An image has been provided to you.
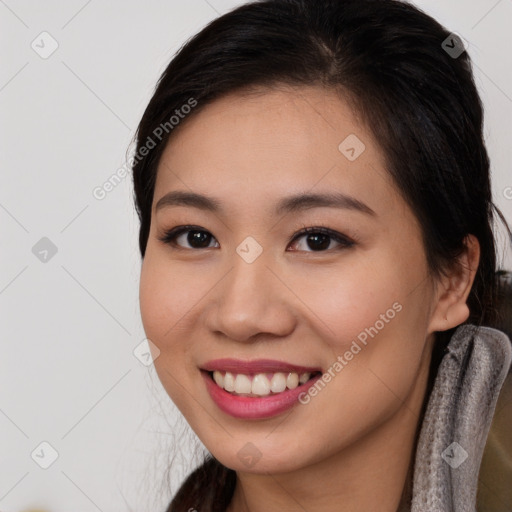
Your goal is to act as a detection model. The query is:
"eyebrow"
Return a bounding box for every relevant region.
[155,190,376,216]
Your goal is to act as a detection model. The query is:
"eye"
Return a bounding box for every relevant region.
[287,225,355,252]
[157,225,219,249]
[157,224,355,252]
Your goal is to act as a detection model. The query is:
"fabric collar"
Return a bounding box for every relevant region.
[411,324,512,511]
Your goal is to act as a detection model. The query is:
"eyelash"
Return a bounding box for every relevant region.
[157,224,356,252]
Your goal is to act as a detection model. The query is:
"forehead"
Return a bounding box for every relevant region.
[153,86,404,220]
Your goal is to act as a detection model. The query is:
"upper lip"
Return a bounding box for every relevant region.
[201,358,322,374]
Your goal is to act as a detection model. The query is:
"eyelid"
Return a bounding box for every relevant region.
[157,224,219,249]
[157,223,357,251]
[289,224,355,250]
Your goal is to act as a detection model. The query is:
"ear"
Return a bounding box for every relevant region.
[427,234,481,333]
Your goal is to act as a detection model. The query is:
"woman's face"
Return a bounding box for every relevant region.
[139,86,442,474]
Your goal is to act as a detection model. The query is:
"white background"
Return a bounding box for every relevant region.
[1,1,511,511]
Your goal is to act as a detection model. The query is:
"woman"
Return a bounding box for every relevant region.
[131,0,512,510]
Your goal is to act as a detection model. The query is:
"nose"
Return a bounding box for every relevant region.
[206,248,297,343]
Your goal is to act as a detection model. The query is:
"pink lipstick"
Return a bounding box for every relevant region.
[201,359,323,419]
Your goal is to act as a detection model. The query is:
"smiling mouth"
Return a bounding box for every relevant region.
[206,370,322,397]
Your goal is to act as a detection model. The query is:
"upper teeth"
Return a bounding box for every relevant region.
[212,371,312,396]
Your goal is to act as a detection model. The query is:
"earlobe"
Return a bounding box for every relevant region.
[427,234,480,333]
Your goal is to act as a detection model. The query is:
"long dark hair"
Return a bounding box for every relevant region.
[130,0,512,509]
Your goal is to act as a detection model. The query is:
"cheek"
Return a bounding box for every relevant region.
[139,252,199,342]
[293,248,430,393]
[139,256,207,417]
[291,250,421,347]
[138,254,202,384]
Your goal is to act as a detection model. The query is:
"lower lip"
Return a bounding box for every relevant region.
[201,370,322,419]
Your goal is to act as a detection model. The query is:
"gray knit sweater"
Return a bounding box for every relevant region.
[411,324,512,511]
